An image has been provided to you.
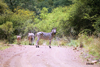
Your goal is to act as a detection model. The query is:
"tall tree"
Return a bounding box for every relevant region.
[62,0,100,35]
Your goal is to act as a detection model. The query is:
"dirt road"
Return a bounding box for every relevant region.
[0,45,99,67]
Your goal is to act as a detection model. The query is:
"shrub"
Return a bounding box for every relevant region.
[78,34,100,58]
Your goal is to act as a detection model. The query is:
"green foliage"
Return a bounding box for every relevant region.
[93,17,100,33]
[61,0,100,36]
[0,5,36,42]
[53,0,72,7]
[1,0,73,42]
[0,0,8,14]
[0,46,9,50]
[68,3,91,34]
[67,40,79,47]
[0,40,10,50]
[4,0,72,13]
[40,7,48,20]
[1,0,100,46]
[4,0,20,12]
[79,29,92,35]
[0,21,14,42]
[11,8,35,35]
[0,21,13,34]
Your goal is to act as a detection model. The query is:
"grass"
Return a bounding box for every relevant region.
[0,40,10,50]
[87,38,100,58]
[67,40,79,47]
[77,34,100,59]
[66,34,100,59]
[0,46,9,50]
[13,36,69,47]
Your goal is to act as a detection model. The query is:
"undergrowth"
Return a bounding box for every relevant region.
[79,34,100,58]
[67,34,100,59]
[0,40,9,50]
[13,36,69,46]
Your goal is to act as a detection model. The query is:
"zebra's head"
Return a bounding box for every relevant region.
[51,28,57,35]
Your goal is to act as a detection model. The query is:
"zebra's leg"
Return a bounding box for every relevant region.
[29,40,31,45]
[19,38,21,45]
[29,37,31,45]
[17,38,19,44]
[31,40,34,45]
[36,38,39,48]
[49,40,51,48]
[17,38,20,45]
[31,37,34,45]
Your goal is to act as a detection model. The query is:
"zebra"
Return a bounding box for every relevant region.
[36,28,57,48]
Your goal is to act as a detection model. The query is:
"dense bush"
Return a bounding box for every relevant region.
[0,1,35,42]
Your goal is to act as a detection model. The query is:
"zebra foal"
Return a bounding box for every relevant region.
[28,33,35,45]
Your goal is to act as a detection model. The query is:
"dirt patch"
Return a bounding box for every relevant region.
[0,45,99,67]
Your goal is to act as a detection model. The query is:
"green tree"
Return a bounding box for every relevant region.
[62,0,100,35]
[0,0,8,14]
[4,0,20,12]
[0,21,13,42]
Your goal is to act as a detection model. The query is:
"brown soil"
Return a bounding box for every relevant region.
[0,45,99,67]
